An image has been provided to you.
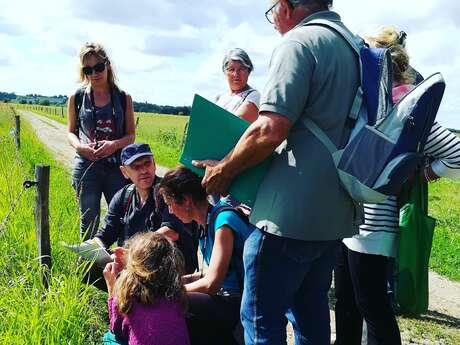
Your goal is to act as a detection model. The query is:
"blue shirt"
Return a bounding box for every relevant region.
[199,202,254,294]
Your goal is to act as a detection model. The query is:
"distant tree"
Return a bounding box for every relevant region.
[19,99,27,104]
[39,99,50,106]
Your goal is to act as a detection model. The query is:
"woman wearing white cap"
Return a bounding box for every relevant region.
[215,48,260,123]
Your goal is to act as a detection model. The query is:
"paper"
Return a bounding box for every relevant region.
[180,94,272,206]
[61,239,113,266]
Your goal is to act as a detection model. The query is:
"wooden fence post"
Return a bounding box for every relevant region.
[61,106,64,118]
[34,165,52,288]
[135,116,140,128]
[14,114,20,149]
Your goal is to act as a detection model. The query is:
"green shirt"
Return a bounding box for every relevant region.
[250,11,360,240]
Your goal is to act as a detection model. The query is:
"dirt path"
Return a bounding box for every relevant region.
[19,110,168,176]
[20,110,460,342]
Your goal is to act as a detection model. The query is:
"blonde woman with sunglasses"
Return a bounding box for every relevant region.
[67,42,135,239]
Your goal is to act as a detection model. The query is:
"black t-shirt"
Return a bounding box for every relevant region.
[95,177,198,273]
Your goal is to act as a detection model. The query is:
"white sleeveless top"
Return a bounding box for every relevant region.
[214,87,260,114]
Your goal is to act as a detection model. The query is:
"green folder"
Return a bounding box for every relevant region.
[180,94,272,206]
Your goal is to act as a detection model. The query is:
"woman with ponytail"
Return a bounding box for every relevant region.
[102,232,190,345]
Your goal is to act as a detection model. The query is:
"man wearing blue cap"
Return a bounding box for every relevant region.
[93,143,198,275]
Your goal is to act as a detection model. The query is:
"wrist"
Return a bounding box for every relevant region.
[76,143,85,152]
[107,285,114,297]
[219,160,237,181]
[111,139,121,151]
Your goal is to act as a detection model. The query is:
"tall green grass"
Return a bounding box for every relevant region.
[0,105,107,344]
[135,112,188,168]
[429,179,460,281]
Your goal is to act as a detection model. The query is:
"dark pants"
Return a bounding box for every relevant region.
[241,228,339,345]
[186,292,241,345]
[72,159,127,240]
[81,260,108,292]
[334,243,401,345]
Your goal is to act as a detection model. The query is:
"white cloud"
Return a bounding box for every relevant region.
[0,0,458,128]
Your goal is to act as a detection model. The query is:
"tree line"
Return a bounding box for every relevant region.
[0,92,191,116]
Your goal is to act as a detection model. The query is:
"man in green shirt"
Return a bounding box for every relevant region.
[194,0,360,343]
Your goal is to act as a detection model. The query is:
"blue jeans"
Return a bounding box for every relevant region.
[241,228,339,345]
[72,159,127,239]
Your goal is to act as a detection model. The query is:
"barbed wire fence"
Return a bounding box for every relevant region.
[0,106,37,235]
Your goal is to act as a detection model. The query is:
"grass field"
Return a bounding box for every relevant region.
[135,112,188,168]
[0,105,107,343]
[2,103,459,343]
[429,179,460,281]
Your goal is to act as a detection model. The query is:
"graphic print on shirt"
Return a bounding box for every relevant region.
[95,119,116,141]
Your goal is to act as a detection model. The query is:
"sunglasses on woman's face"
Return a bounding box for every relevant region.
[82,62,106,75]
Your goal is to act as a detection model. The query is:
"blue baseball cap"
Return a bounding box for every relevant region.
[121,143,154,166]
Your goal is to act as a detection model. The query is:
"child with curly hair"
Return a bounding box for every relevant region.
[102,232,190,345]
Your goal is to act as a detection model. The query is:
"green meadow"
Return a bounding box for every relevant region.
[0,105,107,343]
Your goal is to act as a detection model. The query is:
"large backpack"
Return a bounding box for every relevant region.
[303,19,445,204]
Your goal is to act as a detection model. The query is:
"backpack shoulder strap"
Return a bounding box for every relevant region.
[74,87,86,123]
[209,205,250,230]
[122,183,136,214]
[306,19,362,55]
[120,90,127,113]
[302,19,366,148]
[306,19,365,121]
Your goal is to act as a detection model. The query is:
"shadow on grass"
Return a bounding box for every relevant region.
[401,310,460,328]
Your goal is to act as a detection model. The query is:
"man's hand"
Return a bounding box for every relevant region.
[192,159,234,195]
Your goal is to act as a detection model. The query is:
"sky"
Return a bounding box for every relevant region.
[0,0,459,128]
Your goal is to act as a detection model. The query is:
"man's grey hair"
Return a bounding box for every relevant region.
[289,0,332,9]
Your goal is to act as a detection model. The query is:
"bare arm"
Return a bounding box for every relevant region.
[234,101,259,123]
[67,94,80,149]
[67,94,98,161]
[195,112,292,194]
[184,226,234,294]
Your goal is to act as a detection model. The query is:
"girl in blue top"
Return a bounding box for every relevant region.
[158,166,254,345]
